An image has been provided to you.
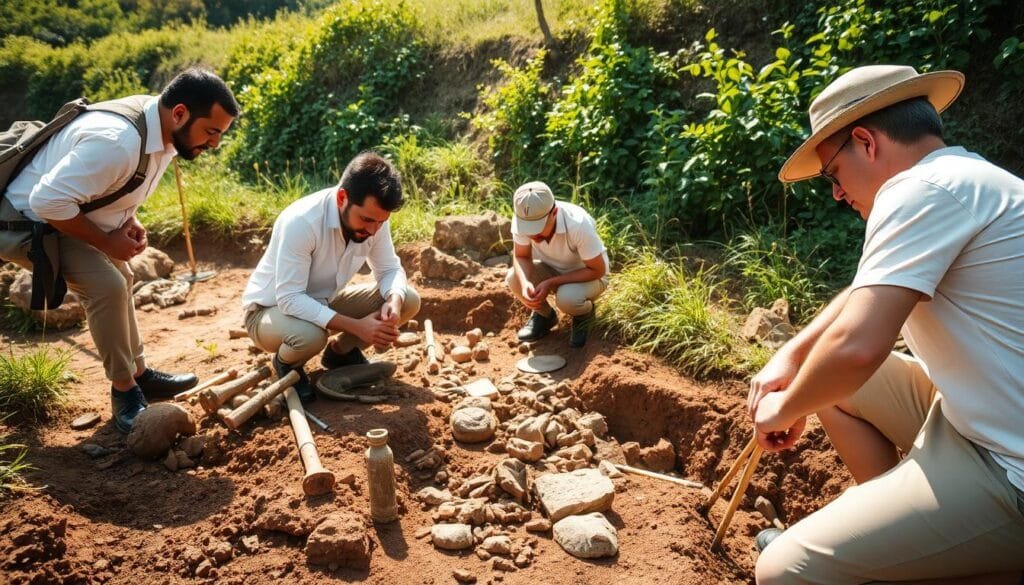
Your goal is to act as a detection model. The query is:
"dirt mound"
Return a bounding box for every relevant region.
[0,264,851,584]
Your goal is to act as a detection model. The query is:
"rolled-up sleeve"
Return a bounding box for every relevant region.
[274,218,337,329]
[29,131,136,223]
[367,221,407,301]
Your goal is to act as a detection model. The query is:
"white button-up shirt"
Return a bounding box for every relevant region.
[241,187,408,329]
[5,96,176,233]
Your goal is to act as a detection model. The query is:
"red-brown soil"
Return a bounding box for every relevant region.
[0,252,851,585]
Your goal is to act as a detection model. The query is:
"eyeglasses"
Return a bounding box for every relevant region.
[819,133,852,188]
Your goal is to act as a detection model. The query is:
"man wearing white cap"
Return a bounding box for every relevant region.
[506,181,609,348]
[749,65,1024,583]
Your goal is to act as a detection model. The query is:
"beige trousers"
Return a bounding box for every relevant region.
[756,352,1024,584]
[0,233,144,382]
[245,282,421,365]
[504,261,607,317]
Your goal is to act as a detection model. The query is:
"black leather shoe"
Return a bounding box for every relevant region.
[320,344,369,370]
[756,527,784,552]
[273,354,317,403]
[517,310,557,342]
[111,386,147,434]
[135,368,198,400]
[569,308,595,348]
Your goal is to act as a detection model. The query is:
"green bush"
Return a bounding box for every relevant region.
[0,0,125,46]
[230,0,425,175]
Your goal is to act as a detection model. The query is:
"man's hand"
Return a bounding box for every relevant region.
[350,312,400,347]
[747,348,801,420]
[522,282,546,311]
[104,224,144,261]
[753,391,806,452]
[124,216,148,255]
[379,294,403,326]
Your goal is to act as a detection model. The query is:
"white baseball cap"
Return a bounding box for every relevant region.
[512,181,556,236]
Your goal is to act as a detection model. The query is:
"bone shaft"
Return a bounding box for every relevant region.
[174,368,237,402]
[224,370,299,429]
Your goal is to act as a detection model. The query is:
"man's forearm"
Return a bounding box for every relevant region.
[47,214,110,250]
[547,267,602,287]
[777,287,852,364]
[327,312,357,334]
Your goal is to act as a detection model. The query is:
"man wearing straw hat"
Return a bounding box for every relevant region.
[748,65,1024,583]
[0,68,238,434]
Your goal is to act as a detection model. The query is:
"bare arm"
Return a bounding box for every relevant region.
[48,214,140,261]
[752,285,921,450]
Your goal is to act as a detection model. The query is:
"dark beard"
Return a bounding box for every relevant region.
[340,203,371,243]
[171,118,207,161]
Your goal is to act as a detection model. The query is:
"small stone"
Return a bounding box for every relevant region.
[465,328,483,347]
[453,568,477,583]
[71,412,101,430]
[451,346,472,363]
[395,332,421,347]
[517,342,530,354]
[471,342,489,362]
[525,518,551,533]
[81,443,113,459]
[407,319,419,331]
[431,524,474,550]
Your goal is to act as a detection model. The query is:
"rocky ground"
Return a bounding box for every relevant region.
[0,216,852,585]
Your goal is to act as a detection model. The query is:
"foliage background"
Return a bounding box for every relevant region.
[2,0,1022,376]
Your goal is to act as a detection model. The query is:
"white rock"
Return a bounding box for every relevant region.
[553,513,618,558]
[574,412,608,438]
[506,437,544,462]
[480,535,512,555]
[533,469,615,522]
[431,524,474,550]
[450,407,496,443]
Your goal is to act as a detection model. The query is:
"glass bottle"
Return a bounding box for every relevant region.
[365,428,398,523]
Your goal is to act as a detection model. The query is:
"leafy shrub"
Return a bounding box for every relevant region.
[230,0,425,175]
[0,0,125,46]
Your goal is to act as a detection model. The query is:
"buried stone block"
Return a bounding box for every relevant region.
[533,468,615,522]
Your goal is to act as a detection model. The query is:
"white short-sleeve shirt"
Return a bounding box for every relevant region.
[851,146,1024,490]
[511,201,609,273]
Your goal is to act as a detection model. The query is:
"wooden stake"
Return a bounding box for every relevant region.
[223,370,299,430]
[711,442,763,550]
[284,387,335,496]
[173,158,197,277]
[173,368,237,402]
[701,436,757,513]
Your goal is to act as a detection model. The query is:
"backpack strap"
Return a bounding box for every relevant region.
[79,95,152,213]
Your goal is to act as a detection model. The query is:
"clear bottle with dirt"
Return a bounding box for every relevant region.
[365,428,398,523]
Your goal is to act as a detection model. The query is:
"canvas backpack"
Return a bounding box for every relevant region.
[0,95,152,310]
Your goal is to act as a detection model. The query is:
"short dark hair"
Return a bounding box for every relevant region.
[160,68,240,119]
[847,96,944,144]
[340,152,404,211]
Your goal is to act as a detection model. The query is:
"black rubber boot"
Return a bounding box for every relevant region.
[273,353,316,403]
[110,385,147,433]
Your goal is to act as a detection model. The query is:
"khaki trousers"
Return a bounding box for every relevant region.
[756,352,1024,584]
[245,282,421,366]
[504,261,607,317]
[0,232,143,382]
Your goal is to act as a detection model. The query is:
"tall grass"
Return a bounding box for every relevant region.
[0,347,72,422]
[405,0,593,46]
[722,226,829,324]
[0,430,32,497]
[599,249,739,378]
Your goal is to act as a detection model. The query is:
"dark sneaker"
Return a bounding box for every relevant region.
[111,386,147,434]
[320,344,369,370]
[756,527,784,553]
[517,310,557,342]
[135,368,198,400]
[273,354,316,403]
[569,308,595,348]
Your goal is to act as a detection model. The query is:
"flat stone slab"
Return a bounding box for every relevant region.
[516,355,566,374]
[71,412,101,430]
[553,512,618,558]
[532,468,614,522]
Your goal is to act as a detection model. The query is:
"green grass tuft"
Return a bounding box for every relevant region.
[0,346,73,422]
[599,250,739,378]
[0,430,33,498]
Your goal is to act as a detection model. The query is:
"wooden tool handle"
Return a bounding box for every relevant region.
[199,366,271,413]
[614,463,704,489]
[224,370,299,430]
[702,435,757,511]
[711,443,763,550]
[174,368,237,402]
[284,387,335,496]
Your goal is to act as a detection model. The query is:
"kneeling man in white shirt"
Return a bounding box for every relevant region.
[241,152,420,401]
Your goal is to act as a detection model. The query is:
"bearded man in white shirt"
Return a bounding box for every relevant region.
[0,68,238,433]
[241,151,420,402]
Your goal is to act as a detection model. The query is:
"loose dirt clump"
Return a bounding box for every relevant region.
[0,258,852,584]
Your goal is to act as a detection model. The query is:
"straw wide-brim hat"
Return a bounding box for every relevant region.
[779,65,965,183]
